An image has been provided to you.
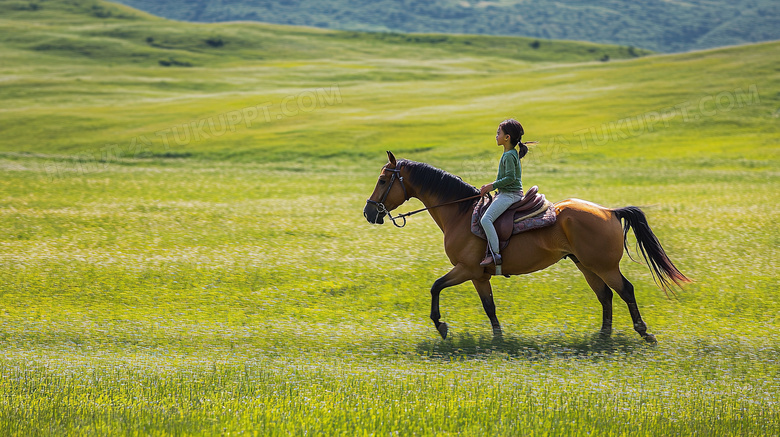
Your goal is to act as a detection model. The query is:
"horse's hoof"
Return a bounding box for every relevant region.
[644,333,657,344]
[437,322,448,340]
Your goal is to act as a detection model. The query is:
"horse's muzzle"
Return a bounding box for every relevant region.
[363,202,385,225]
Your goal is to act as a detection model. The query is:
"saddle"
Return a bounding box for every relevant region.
[471,185,557,250]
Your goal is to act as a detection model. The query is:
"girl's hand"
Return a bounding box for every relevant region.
[480,184,494,197]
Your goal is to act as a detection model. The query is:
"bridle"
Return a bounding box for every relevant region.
[365,165,410,227]
[366,163,483,228]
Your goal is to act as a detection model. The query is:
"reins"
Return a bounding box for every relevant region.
[381,194,483,228]
[366,163,484,228]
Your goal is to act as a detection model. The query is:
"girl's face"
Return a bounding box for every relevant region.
[496,127,511,147]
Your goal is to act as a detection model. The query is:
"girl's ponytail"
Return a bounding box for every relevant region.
[517,141,529,159]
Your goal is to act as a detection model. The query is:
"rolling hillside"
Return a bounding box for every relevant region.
[0,0,651,161]
[0,0,777,167]
[110,0,780,53]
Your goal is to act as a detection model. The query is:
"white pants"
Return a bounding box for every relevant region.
[479,190,524,253]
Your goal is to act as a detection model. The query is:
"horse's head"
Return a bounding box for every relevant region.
[364,151,410,225]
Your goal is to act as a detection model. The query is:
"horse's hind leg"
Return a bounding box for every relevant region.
[574,263,613,338]
[601,271,657,343]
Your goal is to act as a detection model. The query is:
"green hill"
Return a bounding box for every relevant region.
[110,0,780,53]
[0,0,776,166]
[0,0,649,67]
[0,0,651,161]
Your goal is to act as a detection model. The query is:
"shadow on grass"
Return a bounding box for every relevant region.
[415,331,649,361]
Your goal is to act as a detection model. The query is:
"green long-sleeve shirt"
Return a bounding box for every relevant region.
[492,149,522,193]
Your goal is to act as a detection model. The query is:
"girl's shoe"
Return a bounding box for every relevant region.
[480,252,502,266]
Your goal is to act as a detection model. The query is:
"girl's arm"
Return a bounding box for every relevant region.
[492,153,518,190]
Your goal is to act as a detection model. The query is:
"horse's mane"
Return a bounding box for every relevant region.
[399,159,479,213]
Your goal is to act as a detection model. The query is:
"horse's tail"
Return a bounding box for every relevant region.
[613,206,692,294]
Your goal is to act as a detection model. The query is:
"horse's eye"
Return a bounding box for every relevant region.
[379,180,386,185]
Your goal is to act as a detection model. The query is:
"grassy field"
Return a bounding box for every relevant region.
[1,0,779,435]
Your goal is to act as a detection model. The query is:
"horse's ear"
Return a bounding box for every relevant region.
[387,151,397,167]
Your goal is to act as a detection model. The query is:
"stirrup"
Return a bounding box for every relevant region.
[480,249,502,266]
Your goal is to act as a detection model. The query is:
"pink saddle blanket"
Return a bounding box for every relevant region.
[470,186,557,245]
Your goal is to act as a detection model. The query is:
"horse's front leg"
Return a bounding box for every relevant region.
[472,278,502,339]
[430,263,476,339]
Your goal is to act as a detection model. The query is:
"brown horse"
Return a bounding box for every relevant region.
[364,152,690,343]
